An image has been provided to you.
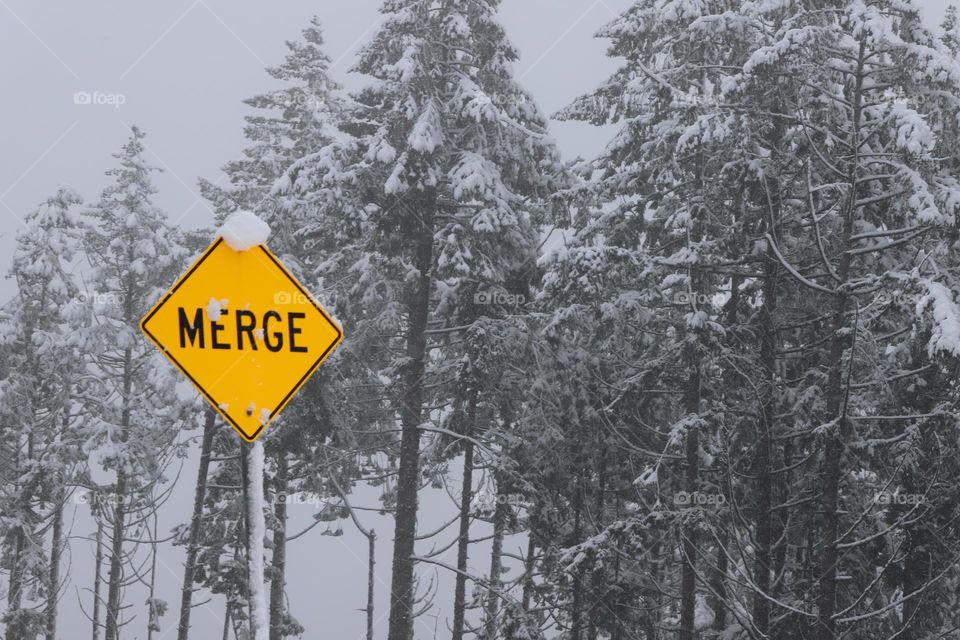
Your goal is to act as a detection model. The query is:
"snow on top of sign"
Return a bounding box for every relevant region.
[259,408,271,426]
[219,210,271,251]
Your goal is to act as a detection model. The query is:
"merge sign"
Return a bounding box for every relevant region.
[141,237,342,442]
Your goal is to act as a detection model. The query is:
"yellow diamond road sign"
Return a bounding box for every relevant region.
[141,237,342,442]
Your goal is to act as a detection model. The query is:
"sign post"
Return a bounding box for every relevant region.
[141,215,342,639]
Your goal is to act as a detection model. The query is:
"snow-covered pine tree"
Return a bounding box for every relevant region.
[75,126,190,640]
[723,1,960,637]
[428,312,536,640]
[273,2,561,638]
[191,18,346,640]
[160,227,219,639]
[200,15,343,239]
[944,5,960,58]
[545,1,960,638]
[0,186,85,640]
[187,426,259,637]
[552,1,768,637]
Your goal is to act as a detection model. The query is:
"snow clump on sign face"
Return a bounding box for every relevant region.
[205,297,228,322]
[219,210,271,251]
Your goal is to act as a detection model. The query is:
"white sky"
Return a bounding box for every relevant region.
[0,0,640,302]
[0,1,953,639]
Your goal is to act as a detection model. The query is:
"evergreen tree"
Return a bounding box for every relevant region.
[75,126,190,640]
[273,2,562,638]
[0,186,85,640]
[200,15,344,240]
[553,1,763,636]
[193,18,347,639]
[548,2,960,639]
[729,3,960,637]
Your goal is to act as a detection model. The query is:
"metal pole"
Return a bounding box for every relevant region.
[240,441,253,637]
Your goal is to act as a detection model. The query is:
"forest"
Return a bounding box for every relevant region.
[3,1,960,639]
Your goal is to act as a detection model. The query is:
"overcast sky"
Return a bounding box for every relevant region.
[0,0,952,299]
[0,1,954,639]
[0,0,643,303]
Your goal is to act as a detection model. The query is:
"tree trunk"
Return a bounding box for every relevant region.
[177,409,217,640]
[646,538,662,640]
[570,486,584,640]
[571,568,585,640]
[679,363,701,640]
[482,477,509,640]
[771,439,792,604]
[900,504,932,640]
[46,413,72,640]
[105,346,133,640]
[679,57,708,640]
[366,530,376,640]
[711,532,728,634]
[147,513,159,640]
[451,394,478,640]
[815,39,865,640]
[753,257,779,635]
[5,439,25,640]
[92,519,104,640]
[386,197,435,640]
[104,467,128,640]
[221,602,231,640]
[45,497,65,640]
[5,520,26,640]
[521,537,535,613]
[587,448,608,640]
[712,276,738,636]
[269,452,289,640]
[611,527,624,640]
